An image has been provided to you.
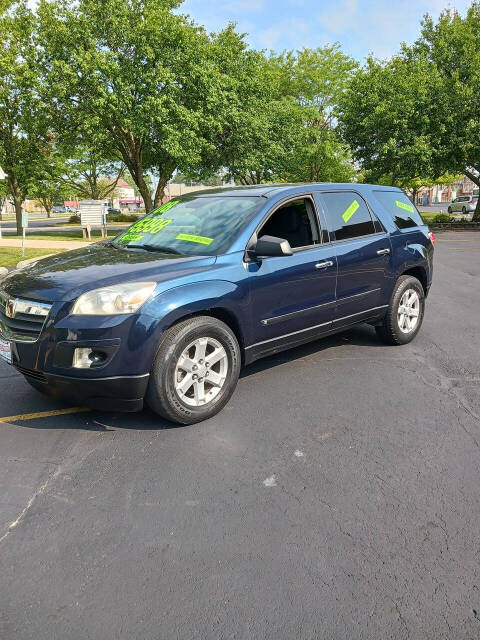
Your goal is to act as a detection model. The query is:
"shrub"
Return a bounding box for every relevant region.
[433,213,452,223]
[69,214,81,224]
[108,213,138,222]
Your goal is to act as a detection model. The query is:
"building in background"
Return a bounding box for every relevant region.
[417,175,477,205]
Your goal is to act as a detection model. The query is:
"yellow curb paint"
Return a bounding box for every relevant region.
[0,407,90,423]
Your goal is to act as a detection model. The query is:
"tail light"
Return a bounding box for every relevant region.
[469,199,476,204]
[428,231,435,246]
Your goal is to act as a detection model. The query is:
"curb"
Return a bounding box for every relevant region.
[429,223,480,231]
[16,254,55,269]
[0,267,7,278]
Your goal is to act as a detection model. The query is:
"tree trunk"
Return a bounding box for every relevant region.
[464,169,480,221]
[136,173,152,212]
[8,175,23,235]
[473,197,480,222]
[153,168,174,208]
[13,196,23,236]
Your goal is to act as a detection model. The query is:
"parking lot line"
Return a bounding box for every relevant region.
[0,407,90,423]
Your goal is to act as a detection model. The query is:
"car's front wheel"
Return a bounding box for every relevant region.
[375,275,425,345]
[447,206,452,213]
[146,316,241,424]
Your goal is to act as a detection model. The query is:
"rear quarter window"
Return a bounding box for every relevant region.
[373,191,424,229]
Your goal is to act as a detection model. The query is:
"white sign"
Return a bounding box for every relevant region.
[79,200,107,227]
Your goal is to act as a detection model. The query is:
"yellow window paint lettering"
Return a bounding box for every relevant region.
[117,232,144,246]
[395,200,414,213]
[176,233,213,246]
[150,200,180,217]
[342,200,360,223]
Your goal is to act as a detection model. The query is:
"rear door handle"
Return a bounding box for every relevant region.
[377,248,390,255]
[315,260,334,269]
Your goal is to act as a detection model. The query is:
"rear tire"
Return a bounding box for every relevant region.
[146,316,241,425]
[375,275,425,345]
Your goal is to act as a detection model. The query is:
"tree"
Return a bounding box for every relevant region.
[38,0,243,211]
[211,43,358,185]
[337,54,440,190]
[0,1,53,233]
[30,176,70,217]
[409,3,480,220]
[55,147,124,201]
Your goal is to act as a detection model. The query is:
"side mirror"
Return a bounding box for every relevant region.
[248,235,293,259]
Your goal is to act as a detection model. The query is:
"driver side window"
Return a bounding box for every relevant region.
[258,198,320,249]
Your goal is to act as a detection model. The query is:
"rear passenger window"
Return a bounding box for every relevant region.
[373,190,424,229]
[320,192,376,241]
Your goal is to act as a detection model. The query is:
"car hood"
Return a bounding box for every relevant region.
[1,243,217,302]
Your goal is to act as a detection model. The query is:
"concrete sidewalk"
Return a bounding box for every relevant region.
[0,238,89,249]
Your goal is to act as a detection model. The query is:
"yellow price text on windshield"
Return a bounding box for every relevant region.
[342,200,360,223]
[150,200,180,216]
[132,218,172,233]
[117,232,144,246]
[176,233,213,245]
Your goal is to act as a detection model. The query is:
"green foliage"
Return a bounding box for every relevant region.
[0,1,55,232]
[433,213,453,222]
[107,213,138,222]
[37,0,244,209]
[409,3,480,219]
[338,54,440,188]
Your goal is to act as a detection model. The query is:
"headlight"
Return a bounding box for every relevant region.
[71,282,156,315]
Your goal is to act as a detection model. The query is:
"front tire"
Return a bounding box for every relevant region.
[146,316,241,425]
[375,275,425,345]
[447,206,452,213]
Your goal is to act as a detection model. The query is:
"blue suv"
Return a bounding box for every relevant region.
[0,184,434,424]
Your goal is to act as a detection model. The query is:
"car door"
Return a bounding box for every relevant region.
[246,195,337,355]
[315,190,392,328]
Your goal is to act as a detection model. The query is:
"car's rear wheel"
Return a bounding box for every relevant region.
[146,316,241,425]
[375,275,425,345]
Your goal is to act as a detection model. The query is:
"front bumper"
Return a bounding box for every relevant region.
[3,299,163,412]
[16,367,150,412]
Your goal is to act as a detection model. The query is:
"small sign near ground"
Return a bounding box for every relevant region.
[79,200,107,239]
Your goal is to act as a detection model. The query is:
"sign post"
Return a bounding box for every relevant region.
[0,166,5,239]
[21,209,28,258]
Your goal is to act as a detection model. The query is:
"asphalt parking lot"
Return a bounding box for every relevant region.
[1,231,479,640]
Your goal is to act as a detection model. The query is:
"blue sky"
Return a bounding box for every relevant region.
[179,0,471,61]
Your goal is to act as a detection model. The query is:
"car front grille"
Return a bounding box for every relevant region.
[0,290,52,342]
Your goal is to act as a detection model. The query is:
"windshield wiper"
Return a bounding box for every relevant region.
[126,244,183,255]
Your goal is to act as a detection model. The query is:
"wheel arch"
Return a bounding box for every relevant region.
[400,266,428,295]
[166,307,246,360]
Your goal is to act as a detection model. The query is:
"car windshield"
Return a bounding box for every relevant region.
[112,196,263,256]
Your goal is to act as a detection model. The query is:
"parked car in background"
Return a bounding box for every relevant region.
[107,207,121,216]
[447,195,478,214]
[52,204,78,214]
[0,184,434,425]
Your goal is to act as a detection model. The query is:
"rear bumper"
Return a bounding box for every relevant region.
[17,367,150,412]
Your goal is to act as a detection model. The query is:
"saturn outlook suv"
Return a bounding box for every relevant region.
[0,184,434,424]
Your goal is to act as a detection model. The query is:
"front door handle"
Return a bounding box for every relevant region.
[315,260,334,269]
[377,248,391,255]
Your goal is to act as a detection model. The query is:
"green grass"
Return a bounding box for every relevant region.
[0,247,66,268]
[6,231,117,241]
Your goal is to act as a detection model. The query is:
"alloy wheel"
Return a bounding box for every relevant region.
[174,337,229,407]
[397,289,420,334]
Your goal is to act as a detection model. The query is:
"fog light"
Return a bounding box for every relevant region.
[73,348,106,368]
